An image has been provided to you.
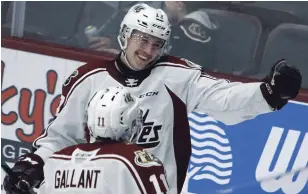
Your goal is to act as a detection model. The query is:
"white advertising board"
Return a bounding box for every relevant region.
[1,47,85,192]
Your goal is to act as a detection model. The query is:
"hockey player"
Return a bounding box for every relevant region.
[41,87,169,194]
[8,87,169,194]
[3,3,302,194]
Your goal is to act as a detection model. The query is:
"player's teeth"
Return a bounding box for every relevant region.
[138,55,148,60]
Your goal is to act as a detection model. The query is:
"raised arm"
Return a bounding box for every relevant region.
[187,59,302,125]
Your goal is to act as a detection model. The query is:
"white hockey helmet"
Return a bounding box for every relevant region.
[87,87,143,143]
[117,3,171,51]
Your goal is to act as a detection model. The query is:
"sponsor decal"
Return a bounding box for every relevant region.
[187,112,232,186]
[256,127,308,194]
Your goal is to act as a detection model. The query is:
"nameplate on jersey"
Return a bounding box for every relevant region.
[71,148,100,163]
[54,167,102,190]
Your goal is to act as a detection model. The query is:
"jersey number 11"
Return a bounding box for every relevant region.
[149,174,169,193]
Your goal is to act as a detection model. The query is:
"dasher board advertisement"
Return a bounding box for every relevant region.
[1,47,85,193]
[185,101,308,194]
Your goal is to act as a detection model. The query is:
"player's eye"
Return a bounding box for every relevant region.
[152,43,162,49]
[141,38,148,43]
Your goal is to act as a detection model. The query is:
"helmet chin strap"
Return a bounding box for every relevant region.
[121,51,141,71]
[117,35,141,71]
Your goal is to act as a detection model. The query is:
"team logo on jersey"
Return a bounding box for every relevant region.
[134,150,162,167]
[186,112,233,190]
[64,70,78,86]
[136,109,162,148]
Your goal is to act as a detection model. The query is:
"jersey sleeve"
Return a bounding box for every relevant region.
[186,68,273,125]
[33,63,105,162]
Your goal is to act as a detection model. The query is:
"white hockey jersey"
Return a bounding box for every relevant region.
[39,141,169,194]
[34,54,272,193]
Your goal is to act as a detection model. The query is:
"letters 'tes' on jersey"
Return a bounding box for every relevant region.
[42,142,169,194]
[34,54,272,193]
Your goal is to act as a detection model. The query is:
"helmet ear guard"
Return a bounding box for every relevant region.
[118,24,132,50]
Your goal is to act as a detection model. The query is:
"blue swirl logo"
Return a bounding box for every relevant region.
[188,112,233,185]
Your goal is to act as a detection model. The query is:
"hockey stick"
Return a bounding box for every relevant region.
[1,163,33,194]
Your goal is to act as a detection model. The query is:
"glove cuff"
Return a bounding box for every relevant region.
[17,153,45,166]
[260,82,288,110]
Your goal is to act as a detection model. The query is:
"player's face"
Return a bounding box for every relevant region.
[125,31,165,70]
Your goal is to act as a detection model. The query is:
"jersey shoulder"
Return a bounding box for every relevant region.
[51,142,163,169]
[96,143,164,168]
[154,55,219,83]
[50,142,110,158]
[155,55,202,70]
[51,143,91,157]
[57,59,112,114]
[62,59,111,91]
[97,143,167,193]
